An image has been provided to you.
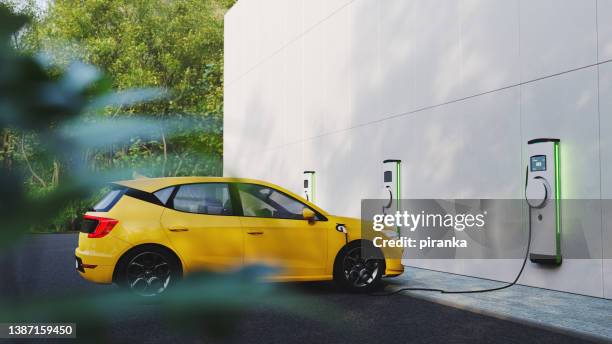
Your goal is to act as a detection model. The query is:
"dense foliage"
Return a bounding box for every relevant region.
[0,6,315,336]
[1,0,233,231]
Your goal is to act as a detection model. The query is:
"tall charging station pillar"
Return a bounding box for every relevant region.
[525,138,562,265]
[303,171,316,202]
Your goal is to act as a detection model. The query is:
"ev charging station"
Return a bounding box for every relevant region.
[303,171,316,202]
[383,159,401,214]
[525,138,562,265]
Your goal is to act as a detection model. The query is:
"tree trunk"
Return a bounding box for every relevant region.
[52,160,60,186]
[20,134,46,188]
[161,127,168,177]
[2,129,11,171]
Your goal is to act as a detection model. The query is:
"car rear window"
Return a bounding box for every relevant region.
[93,188,126,212]
[154,186,175,205]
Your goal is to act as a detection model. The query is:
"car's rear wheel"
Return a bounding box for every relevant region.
[116,246,181,297]
[333,241,385,292]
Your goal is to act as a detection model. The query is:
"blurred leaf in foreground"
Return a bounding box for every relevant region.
[0,266,336,342]
[0,4,335,342]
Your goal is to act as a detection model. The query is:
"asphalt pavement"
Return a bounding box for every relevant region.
[0,234,595,344]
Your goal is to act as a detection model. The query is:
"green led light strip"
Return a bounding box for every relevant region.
[312,173,316,203]
[396,162,401,235]
[396,162,401,212]
[554,142,561,264]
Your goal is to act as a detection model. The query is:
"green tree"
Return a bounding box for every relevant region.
[2,0,234,231]
[0,8,321,340]
[26,0,233,178]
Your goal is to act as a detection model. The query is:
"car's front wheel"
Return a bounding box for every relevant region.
[333,241,385,292]
[115,245,182,297]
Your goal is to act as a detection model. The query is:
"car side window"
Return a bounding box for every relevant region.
[154,186,175,205]
[237,183,311,220]
[172,183,233,215]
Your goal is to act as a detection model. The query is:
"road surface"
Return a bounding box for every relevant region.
[0,234,592,343]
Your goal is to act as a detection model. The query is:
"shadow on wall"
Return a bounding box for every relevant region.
[349,0,524,201]
[227,0,528,207]
[225,0,602,262]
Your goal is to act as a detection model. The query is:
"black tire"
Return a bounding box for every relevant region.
[333,240,386,293]
[114,245,182,297]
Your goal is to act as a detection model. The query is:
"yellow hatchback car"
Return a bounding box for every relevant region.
[75,177,403,296]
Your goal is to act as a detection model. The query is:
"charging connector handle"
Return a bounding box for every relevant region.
[382,188,393,215]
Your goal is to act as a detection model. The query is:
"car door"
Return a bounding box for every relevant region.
[235,183,328,277]
[160,183,243,272]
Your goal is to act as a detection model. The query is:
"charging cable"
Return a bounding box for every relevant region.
[371,167,532,296]
[370,214,530,295]
[336,224,349,244]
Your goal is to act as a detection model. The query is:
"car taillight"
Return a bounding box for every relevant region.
[82,215,118,238]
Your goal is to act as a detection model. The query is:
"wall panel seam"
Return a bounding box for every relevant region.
[225,0,356,87]
[595,0,605,297]
[282,59,612,146]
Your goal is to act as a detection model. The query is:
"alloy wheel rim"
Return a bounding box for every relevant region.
[342,247,379,288]
[127,252,171,296]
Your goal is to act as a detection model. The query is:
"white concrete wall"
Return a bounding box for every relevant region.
[224,0,612,299]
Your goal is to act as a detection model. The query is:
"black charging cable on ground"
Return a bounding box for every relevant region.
[371,169,533,296]
[371,212,531,296]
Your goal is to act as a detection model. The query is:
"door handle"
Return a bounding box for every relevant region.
[247,231,264,235]
[169,227,189,232]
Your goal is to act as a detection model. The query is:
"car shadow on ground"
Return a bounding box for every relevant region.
[280,279,393,296]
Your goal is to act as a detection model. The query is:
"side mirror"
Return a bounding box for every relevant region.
[302,208,316,223]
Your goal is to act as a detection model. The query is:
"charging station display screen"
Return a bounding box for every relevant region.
[303,180,308,188]
[530,155,546,172]
[384,171,392,183]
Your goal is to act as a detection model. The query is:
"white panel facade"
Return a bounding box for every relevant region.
[322,7,351,134]
[378,0,416,118]
[302,0,323,32]
[456,87,523,198]
[325,0,352,15]
[600,61,612,298]
[349,0,381,126]
[598,0,612,62]
[302,23,327,139]
[459,0,520,96]
[259,0,284,59]
[282,0,301,45]
[224,0,610,298]
[283,40,304,145]
[519,0,597,81]
[520,67,601,200]
[242,0,261,72]
[411,0,462,111]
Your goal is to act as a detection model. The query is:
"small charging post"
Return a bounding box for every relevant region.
[303,171,316,202]
[383,159,401,235]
